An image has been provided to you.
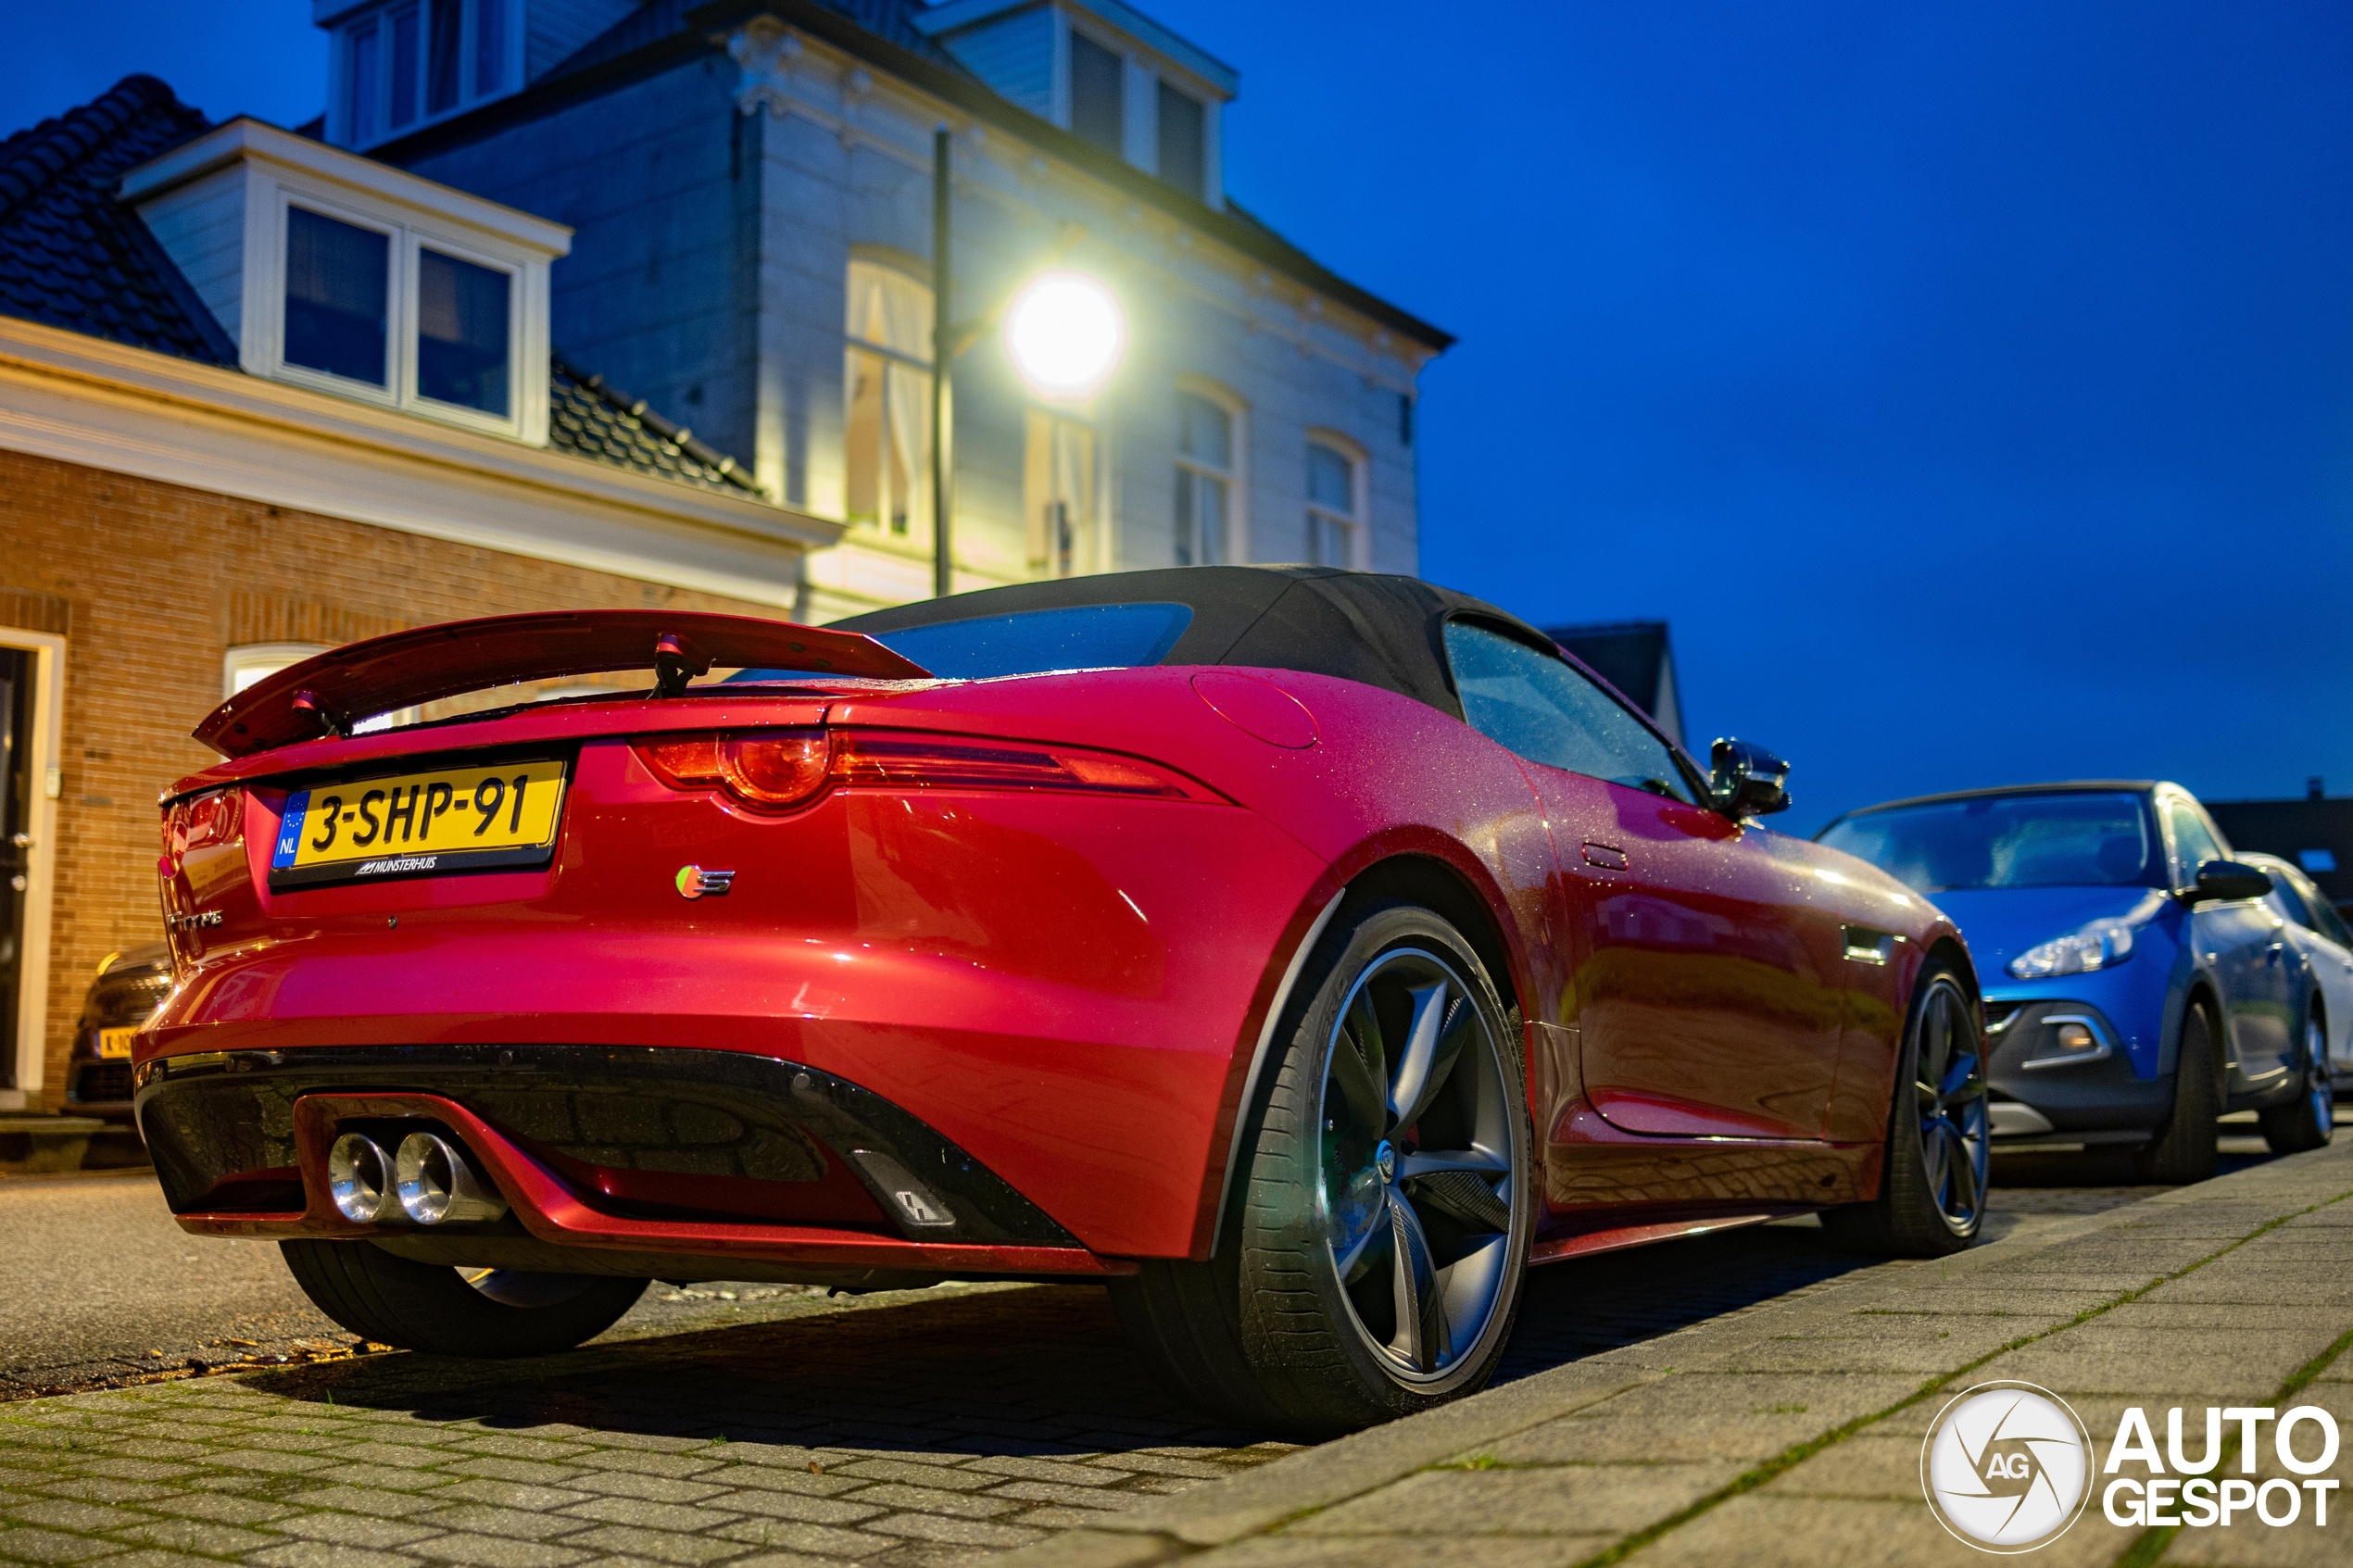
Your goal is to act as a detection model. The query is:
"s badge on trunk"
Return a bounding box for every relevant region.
[675,865,735,899]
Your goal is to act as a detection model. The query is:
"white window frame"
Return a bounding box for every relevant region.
[271,197,403,410]
[225,644,412,734]
[1304,429,1369,570]
[1174,375,1247,565]
[330,0,525,150]
[1041,6,1227,203]
[407,229,526,429]
[258,182,540,442]
[0,627,64,1110]
[223,643,331,699]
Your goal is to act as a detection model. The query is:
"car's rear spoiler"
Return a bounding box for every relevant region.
[194,609,933,759]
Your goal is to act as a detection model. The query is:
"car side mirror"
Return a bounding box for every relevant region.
[1710,737,1792,819]
[2183,859,2273,905]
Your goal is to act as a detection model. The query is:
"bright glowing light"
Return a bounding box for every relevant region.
[1004,271,1124,395]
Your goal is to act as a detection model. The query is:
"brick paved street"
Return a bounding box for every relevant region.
[0,1120,2327,1567]
[1019,1125,2353,1568]
[0,1282,1297,1568]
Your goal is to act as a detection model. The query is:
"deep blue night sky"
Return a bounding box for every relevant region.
[16,3,2353,831]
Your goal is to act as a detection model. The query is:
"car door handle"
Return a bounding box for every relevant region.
[2266,943,2285,967]
[1580,841,1628,871]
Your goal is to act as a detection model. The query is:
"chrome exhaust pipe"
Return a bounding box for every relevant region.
[394,1131,510,1225]
[327,1132,399,1223]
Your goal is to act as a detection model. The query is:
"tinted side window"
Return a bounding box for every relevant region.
[2278,867,2353,947]
[1444,621,1693,802]
[2266,872,2315,928]
[2313,897,2353,949]
[2163,799,2226,885]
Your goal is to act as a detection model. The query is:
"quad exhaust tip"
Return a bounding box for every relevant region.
[326,1129,509,1225]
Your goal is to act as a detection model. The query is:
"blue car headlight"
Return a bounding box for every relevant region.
[2008,921,2135,979]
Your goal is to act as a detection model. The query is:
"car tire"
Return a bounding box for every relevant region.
[1110,899,1534,1439]
[2258,1006,2335,1155]
[2133,999,2221,1184]
[280,1240,646,1358]
[1822,961,1986,1258]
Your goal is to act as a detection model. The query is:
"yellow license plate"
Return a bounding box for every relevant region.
[96,1027,137,1060]
[268,759,567,889]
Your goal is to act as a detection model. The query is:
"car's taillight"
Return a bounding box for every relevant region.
[636,731,835,811]
[832,734,1202,797]
[159,788,241,875]
[633,728,1216,812]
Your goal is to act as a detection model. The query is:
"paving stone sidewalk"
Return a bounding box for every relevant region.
[1016,1135,2353,1568]
[0,1283,1297,1568]
[0,1141,2321,1568]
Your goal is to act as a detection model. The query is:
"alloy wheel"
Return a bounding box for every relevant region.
[2305,1017,2335,1141]
[1913,978,1989,1233]
[1316,946,1519,1381]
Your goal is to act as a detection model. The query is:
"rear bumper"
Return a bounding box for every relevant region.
[135,1044,1130,1286]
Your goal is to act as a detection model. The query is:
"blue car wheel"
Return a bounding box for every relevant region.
[2135,1000,2221,1184]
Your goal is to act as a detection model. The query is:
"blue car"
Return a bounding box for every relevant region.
[1818,782,2335,1182]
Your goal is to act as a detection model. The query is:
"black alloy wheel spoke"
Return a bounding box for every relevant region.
[1398,1147,1508,1179]
[1327,1025,1388,1138]
[1334,1187,1391,1284]
[1347,991,1390,1104]
[1944,1123,1982,1218]
[1390,983,1469,1132]
[1941,1049,1982,1110]
[1388,1189,1449,1374]
[1922,1115,1952,1204]
[1919,992,1952,1110]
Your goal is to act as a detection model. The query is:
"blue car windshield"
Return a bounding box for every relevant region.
[727,602,1194,684]
[1818,791,2163,893]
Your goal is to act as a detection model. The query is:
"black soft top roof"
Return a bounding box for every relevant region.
[830,566,1551,722]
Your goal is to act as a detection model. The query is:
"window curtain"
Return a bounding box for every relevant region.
[848,262,932,362]
[884,361,932,538]
[1053,421,1093,574]
[847,261,935,538]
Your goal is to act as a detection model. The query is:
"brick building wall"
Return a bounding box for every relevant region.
[0,447,778,1107]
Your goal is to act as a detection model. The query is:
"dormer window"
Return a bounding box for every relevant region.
[1156,82,1204,199]
[285,207,390,386]
[1068,32,1124,155]
[331,0,517,149]
[917,2,1233,207]
[122,119,568,443]
[417,247,511,414]
[271,198,524,431]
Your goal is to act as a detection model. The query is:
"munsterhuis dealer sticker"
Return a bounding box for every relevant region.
[1921,1382,2344,1552]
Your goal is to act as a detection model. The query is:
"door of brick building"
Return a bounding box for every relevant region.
[0,649,30,1090]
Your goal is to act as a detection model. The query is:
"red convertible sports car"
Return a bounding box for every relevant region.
[140,566,1986,1436]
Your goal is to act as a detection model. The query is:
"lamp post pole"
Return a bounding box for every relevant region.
[930,126,954,599]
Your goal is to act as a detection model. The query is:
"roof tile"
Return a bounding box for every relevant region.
[0,73,233,363]
[547,357,763,495]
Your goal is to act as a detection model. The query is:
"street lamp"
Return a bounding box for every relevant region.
[1003,272,1125,398]
[929,130,1125,597]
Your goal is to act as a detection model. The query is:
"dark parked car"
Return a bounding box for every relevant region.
[1818,782,2333,1182]
[66,942,171,1119]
